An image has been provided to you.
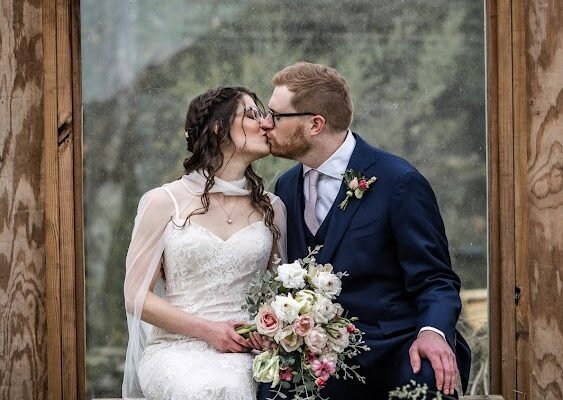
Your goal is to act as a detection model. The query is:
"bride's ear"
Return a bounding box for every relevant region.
[212,121,221,135]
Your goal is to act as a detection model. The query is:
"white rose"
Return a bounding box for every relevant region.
[327,327,350,353]
[311,296,337,324]
[312,271,342,299]
[253,351,281,387]
[305,326,329,354]
[271,294,301,324]
[275,261,307,289]
[274,325,303,352]
[333,303,344,317]
[294,289,318,314]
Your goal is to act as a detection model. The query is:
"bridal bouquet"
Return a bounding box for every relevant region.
[236,247,370,400]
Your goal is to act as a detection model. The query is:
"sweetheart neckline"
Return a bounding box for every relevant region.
[170,219,266,243]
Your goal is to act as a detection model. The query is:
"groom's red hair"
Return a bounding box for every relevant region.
[273,62,353,133]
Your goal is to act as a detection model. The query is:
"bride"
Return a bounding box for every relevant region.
[122,87,286,399]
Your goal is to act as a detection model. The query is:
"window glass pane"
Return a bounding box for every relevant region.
[81,0,487,397]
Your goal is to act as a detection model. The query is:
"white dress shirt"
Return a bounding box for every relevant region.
[302,131,446,342]
[303,130,356,225]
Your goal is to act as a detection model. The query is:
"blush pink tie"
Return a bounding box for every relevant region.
[304,169,321,235]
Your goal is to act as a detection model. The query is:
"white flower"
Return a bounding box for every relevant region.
[311,296,337,324]
[305,326,329,354]
[275,261,307,289]
[312,271,342,299]
[274,325,303,352]
[294,289,318,314]
[327,326,350,353]
[271,294,301,324]
[253,351,281,387]
[333,303,344,317]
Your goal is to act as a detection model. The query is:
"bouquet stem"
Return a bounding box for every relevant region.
[236,324,257,337]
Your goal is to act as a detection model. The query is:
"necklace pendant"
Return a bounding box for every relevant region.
[227,218,233,224]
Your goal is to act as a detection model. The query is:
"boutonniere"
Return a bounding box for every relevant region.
[339,169,377,210]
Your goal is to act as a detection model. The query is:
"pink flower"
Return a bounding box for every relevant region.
[346,323,356,333]
[293,315,315,336]
[280,367,293,382]
[348,177,359,190]
[305,326,328,354]
[359,179,368,190]
[306,350,317,364]
[256,305,281,337]
[315,377,326,387]
[312,357,336,381]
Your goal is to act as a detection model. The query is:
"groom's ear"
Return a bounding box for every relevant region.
[309,115,326,137]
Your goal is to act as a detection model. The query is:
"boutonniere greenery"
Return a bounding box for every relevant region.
[339,169,377,210]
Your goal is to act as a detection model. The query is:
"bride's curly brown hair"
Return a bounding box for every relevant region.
[182,86,280,242]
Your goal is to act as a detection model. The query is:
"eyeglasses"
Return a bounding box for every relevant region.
[237,106,264,121]
[264,110,317,127]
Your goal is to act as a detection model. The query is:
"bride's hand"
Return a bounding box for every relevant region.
[203,320,251,353]
[247,332,266,351]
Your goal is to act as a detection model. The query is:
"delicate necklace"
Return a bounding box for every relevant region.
[216,195,239,224]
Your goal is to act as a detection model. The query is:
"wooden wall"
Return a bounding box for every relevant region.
[522,0,563,398]
[0,0,47,398]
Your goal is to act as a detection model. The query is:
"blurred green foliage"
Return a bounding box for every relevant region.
[82,0,486,396]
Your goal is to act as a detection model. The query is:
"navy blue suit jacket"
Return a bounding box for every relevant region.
[274,133,471,392]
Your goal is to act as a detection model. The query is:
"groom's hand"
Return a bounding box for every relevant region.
[408,330,458,396]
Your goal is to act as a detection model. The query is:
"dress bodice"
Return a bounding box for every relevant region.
[149,218,273,343]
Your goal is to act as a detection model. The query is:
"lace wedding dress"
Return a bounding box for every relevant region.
[122,172,286,400]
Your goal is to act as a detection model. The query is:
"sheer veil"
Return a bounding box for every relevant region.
[122,171,287,398]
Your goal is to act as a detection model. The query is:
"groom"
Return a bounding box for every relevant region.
[259,62,471,399]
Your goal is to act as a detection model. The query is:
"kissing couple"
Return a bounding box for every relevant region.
[122,62,471,400]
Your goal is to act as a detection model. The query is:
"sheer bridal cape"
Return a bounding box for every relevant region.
[122,171,287,399]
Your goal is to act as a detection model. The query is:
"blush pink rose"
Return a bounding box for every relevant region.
[256,305,281,337]
[348,177,359,190]
[293,315,315,336]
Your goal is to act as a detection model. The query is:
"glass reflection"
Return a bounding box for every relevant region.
[81,0,487,397]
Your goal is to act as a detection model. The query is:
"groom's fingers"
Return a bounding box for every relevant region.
[408,342,421,373]
[427,353,445,393]
[443,353,458,395]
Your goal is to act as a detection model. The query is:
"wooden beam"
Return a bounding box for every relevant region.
[487,0,518,398]
[524,0,563,398]
[56,0,78,398]
[70,0,86,396]
[512,0,530,399]
[43,0,63,398]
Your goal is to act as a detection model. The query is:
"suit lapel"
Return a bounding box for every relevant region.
[318,134,377,264]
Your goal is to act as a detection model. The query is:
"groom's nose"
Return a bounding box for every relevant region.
[260,114,274,130]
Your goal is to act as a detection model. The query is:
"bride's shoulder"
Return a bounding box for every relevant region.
[138,179,185,207]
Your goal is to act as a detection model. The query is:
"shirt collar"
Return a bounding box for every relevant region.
[303,130,356,179]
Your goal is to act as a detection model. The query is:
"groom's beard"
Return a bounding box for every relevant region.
[270,124,311,160]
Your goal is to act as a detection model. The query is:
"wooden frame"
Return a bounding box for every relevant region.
[42,0,524,398]
[43,0,84,398]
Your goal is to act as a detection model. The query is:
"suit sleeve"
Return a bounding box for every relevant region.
[390,170,461,349]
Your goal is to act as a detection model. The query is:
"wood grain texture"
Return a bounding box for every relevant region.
[512,0,531,399]
[43,0,63,398]
[487,0,518,398]
[70,0,86,396]
[0,0,47,398]
[56,0,77,398]
[486,0,503,394]
[526,0,563,399]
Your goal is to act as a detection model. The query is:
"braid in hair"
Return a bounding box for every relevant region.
[180,87,280,243]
